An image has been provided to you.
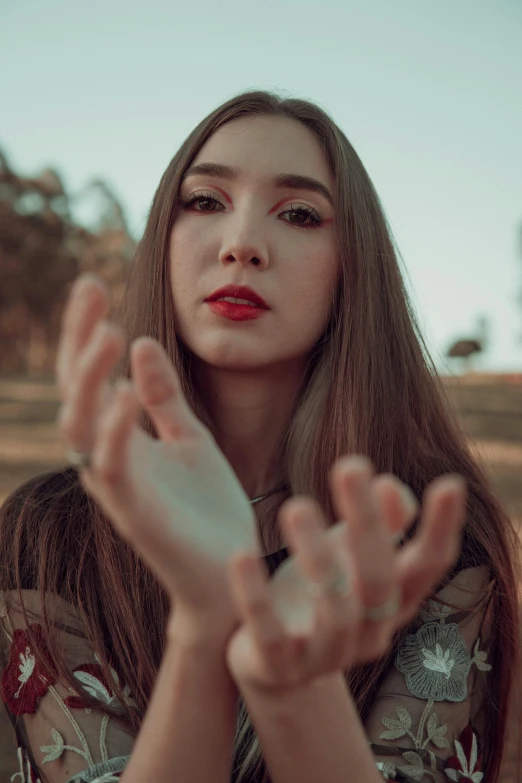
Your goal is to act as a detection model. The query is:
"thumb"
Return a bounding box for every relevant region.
[130,337,199,442]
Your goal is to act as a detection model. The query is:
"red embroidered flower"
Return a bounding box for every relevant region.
[444,724,483,782]
[1,624,58,715]
[64,657,138,714]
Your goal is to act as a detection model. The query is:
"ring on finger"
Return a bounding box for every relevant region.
[305,560,353,600]
[287,508,353,602]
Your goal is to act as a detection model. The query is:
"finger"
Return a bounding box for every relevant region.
[90,379,141,487]
[394,476,467,626]
[57,322,124,453]
[130,337,202,442]
[79,380,144,549]
[330,457,395,609]
[56,275,110,403]
[280,497,358,672]
[371,475,419,545]
[280,497,355,626]
[228,552,293,684]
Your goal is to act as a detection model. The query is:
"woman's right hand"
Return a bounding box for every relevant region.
[55,273,261,648]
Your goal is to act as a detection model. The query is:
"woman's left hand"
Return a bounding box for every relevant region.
[225,456,467,695]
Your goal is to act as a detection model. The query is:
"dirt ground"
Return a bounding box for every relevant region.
[0,373,521,781]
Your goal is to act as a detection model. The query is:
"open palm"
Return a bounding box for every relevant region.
[225,461,466,694]
[56,275,260,643]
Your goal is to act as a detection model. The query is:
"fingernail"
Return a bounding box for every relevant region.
[72,274,99,298]
[443,475,466,492]
[431,475,466,499]
[339,456,372,473]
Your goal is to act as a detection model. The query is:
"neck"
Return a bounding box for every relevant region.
[192,355,306,501]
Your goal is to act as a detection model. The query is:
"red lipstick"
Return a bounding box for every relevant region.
[205,284,269,309]
[206,301,268,321]
[204,283,270,322]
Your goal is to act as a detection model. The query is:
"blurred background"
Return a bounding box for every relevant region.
[1,0,521,779]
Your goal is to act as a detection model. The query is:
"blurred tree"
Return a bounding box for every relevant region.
[0,146,136,377]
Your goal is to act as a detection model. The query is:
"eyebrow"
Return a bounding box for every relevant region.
[181,162,333,206]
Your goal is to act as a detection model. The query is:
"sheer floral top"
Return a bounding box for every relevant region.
[0,547,495,783]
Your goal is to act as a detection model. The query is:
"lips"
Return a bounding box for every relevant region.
[205,285,269,309]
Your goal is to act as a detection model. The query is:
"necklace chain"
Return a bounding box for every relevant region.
[249,481,290,506]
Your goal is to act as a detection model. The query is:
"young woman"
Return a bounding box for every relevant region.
[0,90,520,783]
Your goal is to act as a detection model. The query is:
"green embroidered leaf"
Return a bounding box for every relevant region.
[380,723,408,741]
[430,726,450,748]
[427,712,438,735]
[426,712,450,748]
[420,599,453,623]
[398,751,425,782]
[395,705,412,728]
[380,705,412,739]
[472,638,492,671]
[40,728,65,764]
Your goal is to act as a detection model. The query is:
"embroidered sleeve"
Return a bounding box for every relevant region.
[0,589,136,783]
[364,565,494,782]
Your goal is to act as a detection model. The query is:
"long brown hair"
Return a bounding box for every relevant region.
[1,89,520,782]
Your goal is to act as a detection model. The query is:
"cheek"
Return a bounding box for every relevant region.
[297,251,338,302]
[169,230,204,290]
[295,266,338,331]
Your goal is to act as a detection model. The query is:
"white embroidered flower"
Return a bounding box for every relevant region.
[396,622,471,701]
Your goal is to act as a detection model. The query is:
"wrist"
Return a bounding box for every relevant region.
[237,670,344,707]
[166,604,239,657]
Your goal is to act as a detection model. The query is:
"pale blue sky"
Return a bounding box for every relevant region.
[1,0,521,373]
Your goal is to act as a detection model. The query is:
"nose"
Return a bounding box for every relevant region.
[221,251,263,268]
[218,223,268,269]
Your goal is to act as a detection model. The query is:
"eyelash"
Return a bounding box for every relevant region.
[179,190,324,230]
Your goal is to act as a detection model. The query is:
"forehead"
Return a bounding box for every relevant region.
[192,115,333,188]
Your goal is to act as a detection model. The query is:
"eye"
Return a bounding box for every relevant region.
[180,191,223,212]
[180,191,324,229]
[279,204,323,229]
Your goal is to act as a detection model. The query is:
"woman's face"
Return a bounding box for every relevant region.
[169,115,339,372]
